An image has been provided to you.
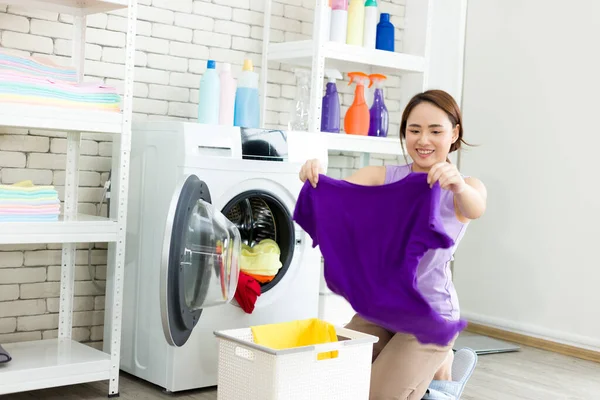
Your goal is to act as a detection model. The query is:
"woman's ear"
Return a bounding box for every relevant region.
[452,124,460,143]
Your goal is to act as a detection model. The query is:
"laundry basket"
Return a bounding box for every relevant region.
[214,325,378,400]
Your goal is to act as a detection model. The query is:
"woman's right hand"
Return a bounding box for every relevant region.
[299,158,323,188]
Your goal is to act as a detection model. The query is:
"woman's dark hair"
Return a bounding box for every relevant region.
[399,89,469,157]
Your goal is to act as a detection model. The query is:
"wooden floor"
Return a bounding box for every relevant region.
[6,343,600,399]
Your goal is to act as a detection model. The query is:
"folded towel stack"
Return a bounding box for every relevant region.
[0,50,121,112]
[0,180,61,222]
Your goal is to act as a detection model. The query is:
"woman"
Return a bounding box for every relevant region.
[299,90,487,400]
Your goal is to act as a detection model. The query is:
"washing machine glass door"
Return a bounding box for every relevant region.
[161,174,241,347]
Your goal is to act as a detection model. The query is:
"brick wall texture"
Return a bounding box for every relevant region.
[0,0,407,349]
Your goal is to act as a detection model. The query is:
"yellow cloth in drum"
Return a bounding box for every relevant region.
[240,239,283,276]
[251,318,339,360]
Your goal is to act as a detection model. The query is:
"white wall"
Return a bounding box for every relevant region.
[455,0,600,351]
[0,0,407,348]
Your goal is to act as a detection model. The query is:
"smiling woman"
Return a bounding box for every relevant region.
[400,89,468,170]
[298,88,487,399]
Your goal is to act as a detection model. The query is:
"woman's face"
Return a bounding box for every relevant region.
[404,102,459,172]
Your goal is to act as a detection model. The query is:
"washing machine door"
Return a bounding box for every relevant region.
[161,174,241,347]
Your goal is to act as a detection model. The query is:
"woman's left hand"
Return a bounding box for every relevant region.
[427,162,467,194]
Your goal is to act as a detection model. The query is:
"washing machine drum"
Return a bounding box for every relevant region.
[162,175,295,347]
[222,191,295,293]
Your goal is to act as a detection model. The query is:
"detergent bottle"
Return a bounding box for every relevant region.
[330,0,348,43]
[219,62,236,126]
[368,73,389,137]
[344,72,370,135]
[376,13,395,51]
[346,0,365,46]
[234,59,260,128]
[363,0,378,49]
[197,59,220,124]
[321,69,342,133]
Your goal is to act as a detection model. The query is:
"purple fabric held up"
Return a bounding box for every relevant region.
[293,173,468,346]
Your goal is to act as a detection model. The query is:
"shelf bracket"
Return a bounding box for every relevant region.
[259,0,273,128]
[104,0,138,396]
[308,0,328,133]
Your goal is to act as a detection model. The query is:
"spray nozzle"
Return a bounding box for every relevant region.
[292,67,311,84]
[368,73,387,88]
[325,69,343,83]
[348,72,370,87]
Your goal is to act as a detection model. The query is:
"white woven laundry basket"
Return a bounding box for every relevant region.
[214,325,378,400]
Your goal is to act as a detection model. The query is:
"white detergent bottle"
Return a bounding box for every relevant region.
[330,0,348,43]
[363,0,378,49]
[219,63,236,126]
[198,59,220,124]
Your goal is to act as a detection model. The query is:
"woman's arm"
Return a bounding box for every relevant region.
[454,176,487,222]
[426,161,487,222]
[344,166,387,186]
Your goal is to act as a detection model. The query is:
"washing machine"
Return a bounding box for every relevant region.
[117,122,328,392]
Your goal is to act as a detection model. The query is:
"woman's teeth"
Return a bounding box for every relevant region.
[417,149,434,155]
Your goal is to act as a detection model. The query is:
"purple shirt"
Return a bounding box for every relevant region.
[293,172,467,346]
[385,164,467,321]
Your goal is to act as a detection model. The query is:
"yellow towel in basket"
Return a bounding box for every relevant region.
[251,318,338,360]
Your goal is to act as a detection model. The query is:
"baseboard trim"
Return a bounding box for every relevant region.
[466,322,600,363]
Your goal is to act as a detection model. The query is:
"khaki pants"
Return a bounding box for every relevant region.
[345,314,455,400]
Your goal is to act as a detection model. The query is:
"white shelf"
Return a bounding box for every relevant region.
[0,214,118,244]
[0,103,122,134]
[0,339,111,395]
[323,132,406,155]
[0,0,128,15]
[268,40,426,74]
[0,0,135,396]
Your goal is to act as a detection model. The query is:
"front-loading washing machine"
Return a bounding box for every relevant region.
[117,122,328,392]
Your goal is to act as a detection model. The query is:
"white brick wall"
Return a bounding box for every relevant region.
[0,0,406,348]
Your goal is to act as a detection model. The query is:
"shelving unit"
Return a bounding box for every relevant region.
[322,131,406,155]
[0,0,137,397]
[267,40,426,74]
[0,104,123,134]
[260,0,434,163]
[0,0,129,15]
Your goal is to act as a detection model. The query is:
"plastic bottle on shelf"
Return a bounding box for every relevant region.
[234,59,260,128]
[363,0,378,49]
[376,12,395,52]
[321,69,343,133]
[198,60,220,124]
[219,63,236,126]
[368,73,389,137]
[346,0,365,46]
[288,68,311,131]
[323,0,332,41]
[344,72,370,135]
[330,0,348,43]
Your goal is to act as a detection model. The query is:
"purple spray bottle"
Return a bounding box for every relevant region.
[368,73,389,137]
[321,69,343,133]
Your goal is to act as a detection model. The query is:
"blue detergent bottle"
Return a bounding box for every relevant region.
[198,60,220,124]
[234,59,260,128]
[376,13,395,52]
[321,69,343,133]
